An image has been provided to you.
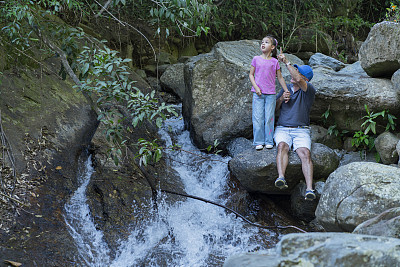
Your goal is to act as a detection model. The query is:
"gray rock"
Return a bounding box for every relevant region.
[310,125,342,149]
[310,124,328,143]
[392,69,400,93]
[311,66,399,133]
[315,162,400,232]
[359,21,400,77]
[397,140,400,165]
[309,53,346,71]
[374,132,400,164]
[353,207,400,239]
[160,63,185,99]
[290,182,318,222]
[338,150,377,167]
[223,233,400,267]
[338,61,369,77]
[226,137,252,158]
[228,143,339,194]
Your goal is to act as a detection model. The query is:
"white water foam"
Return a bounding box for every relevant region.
[111,111,275,266]
[65,107,275,266]
[64,155,111,266]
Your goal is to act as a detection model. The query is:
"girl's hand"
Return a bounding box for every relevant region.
[255,87,262,96]
[282,91,290,103]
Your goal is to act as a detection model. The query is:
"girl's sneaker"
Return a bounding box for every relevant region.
[255,145,264,150]
[265,144,273,149]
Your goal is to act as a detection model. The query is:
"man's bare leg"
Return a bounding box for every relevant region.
[295,147,313,190]
[276,142,290,178]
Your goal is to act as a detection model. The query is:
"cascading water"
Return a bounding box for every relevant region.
[65,107,277,266]
[64,154,111,266]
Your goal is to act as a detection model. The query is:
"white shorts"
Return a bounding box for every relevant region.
[274,126,311,151]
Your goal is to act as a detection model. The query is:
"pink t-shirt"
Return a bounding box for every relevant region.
[250,56,280,95]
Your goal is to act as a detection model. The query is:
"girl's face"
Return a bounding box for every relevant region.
[260,37,275,53]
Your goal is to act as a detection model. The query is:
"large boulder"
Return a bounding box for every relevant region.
[353,207,400,239]
[359,21,400,77]
[310,65,400,132]
[228,143,339,194]
[183,40,303,150]
[315,162,400,232]
[223,232,400,267]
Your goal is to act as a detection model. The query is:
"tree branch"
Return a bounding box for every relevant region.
[94,0,112,18]
[35,27,82,87]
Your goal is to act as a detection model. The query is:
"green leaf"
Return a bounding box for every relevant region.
[371,122,376,134]
[156,117,163,128]
[154,149,162,162]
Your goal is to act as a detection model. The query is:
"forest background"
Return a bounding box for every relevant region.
[0,0,399,164]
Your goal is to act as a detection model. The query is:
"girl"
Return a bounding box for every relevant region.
[249,36,289,150]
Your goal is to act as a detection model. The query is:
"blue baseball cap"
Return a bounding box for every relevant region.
[294,64,313,81]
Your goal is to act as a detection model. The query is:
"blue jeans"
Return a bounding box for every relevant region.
[252,93,276,146]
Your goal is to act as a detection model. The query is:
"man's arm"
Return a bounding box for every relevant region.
[278,48,308,91]
[286,63,308,91]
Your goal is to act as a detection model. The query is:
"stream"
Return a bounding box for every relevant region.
[64,108,277,266]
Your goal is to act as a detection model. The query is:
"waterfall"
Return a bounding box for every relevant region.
[64,155,111,266]
[65,107,276,266]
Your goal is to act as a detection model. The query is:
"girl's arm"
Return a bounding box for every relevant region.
[249,66,262,96]
[276,69,289,92]
[276,91,291,112]
[277,69,290,103]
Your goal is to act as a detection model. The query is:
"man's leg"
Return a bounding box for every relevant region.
[295,147,313,191]
[276,142,290,179]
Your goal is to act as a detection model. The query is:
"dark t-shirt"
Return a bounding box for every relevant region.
[276,82,316,127]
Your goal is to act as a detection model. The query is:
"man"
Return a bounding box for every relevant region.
[274,50,316,200]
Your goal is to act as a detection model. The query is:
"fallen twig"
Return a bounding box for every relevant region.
[0,192,28,207]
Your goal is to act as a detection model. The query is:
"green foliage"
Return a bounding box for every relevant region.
[351,130,375,151]
[321,107,348,138]
[135,138,163,166]
[360,104,397,135]
[76,44,177,166]
[386,1,400,22]
[206,139,222,154]
[384,112,397,131]
[351,105,397,160]
[327,124,349,137]
[361,104,384,135]
[150,0,214,37]
[321,106,332,124]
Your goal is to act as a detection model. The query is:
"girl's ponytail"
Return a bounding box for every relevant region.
[264,35,278,59]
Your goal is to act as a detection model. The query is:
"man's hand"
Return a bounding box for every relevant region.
[278,47,288,64]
